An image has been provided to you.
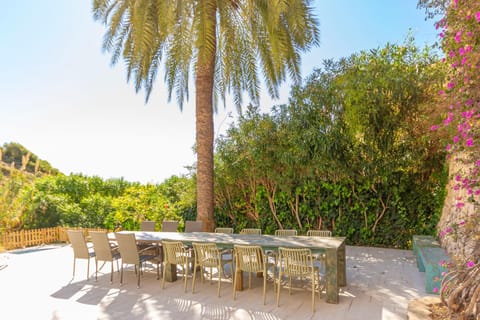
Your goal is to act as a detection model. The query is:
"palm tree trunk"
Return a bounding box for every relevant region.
[195,1,217,232]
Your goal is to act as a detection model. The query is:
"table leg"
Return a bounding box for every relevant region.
[338,242,346,287]
[165,263,177,282]
[325,248,339,304]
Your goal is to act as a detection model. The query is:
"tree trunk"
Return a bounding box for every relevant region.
[195,1,217,232]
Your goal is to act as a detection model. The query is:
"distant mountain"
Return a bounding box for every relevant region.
[0,142,60,176]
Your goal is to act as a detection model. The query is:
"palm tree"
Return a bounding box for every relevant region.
[92,0,319,231]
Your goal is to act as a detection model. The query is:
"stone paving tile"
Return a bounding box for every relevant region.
[0,244,430,319]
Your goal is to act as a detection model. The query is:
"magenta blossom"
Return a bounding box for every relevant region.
[467,261,475,268]
[459,47,465,55]
[453,136,459,143]
[462,110,474,119]
[466,138,474,147]
[454,31,462,43]
[476,12,480,22]
[447,82,455,89]
[456,202,465,208]
[444,112,454,125]
[433,287,439,293]
[430,125,440,131]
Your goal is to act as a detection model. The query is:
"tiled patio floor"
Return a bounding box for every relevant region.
[0,244,432,319]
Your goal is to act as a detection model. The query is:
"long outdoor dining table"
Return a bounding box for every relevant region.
[114,231,346,304]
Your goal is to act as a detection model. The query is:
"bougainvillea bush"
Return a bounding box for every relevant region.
[428,0,480,318]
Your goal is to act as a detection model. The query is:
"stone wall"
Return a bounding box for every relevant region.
[437,152,480,261]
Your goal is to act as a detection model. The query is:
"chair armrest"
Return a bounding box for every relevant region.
[138,245,159,254]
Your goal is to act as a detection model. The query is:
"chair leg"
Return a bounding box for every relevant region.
[192,262,198,293]
[218,265,222,298]
[311,274,315,313]
[232,268,238,300]
[162,262,167,289]
[183,263,188,293]
[95,259,98,281]
[263,267,267,305]
[110,261,114,283]
[137,263,141,288]
[120,263,124,285]
[72,257,76,278]
[87,258,90,280]
[276,271,282,307]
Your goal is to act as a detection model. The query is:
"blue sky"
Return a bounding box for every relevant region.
[0,1,438,183]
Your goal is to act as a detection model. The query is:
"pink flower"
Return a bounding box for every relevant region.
[467,261,475,268]
[454,31,462,43]
[439,90,445,96]
[453,136,459,143]
[476,160,480,166]
[447,82,455,89]
[465,45,472,52]
[440,32,445,38]
[454,184,460,190]
[456,202,464,208]
[462,110,474,119]
[467,31,473,37]
[433,287,439,293]
[444,112,454,125]
[466,138,474,147]
[459,47,465,55]
[446,144,452,151]
[458,220,465,226]
[455,175,461,181]
[430,125,440,131]
[449,51,456,58]
[466,99,472,106]
[476,12,480,22]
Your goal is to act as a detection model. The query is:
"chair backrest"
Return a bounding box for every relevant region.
[90,231,114,261]
[162,221,179,232]
[240,228,262,235]
[278,247,314,276]
[306,230,332,237]
[215,227,233,234]
[275,229,298,237]
[115,233,140,265]
[140,221,156,231]
[185,221,203,232]
[234,245,265,272]
[66,230,91,259]
[162,240,189,265]
[192,242,220,268]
